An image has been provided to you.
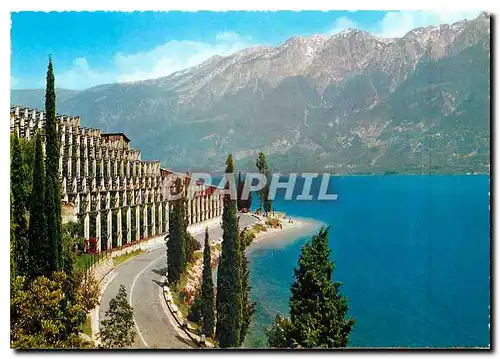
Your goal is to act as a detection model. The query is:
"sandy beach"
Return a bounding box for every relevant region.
[181,213,323,297]
[245,215,324,253]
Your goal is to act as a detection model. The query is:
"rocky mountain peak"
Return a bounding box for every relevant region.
[334,28,371,38]
[450,19,468,31]
[11,14,490,174]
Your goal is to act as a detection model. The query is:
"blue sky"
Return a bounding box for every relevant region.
[11,10,480,90]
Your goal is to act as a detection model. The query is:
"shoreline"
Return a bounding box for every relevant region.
[245,214,325,253]
[180,213,323,302]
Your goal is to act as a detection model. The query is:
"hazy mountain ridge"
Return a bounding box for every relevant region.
[11,13,490,174]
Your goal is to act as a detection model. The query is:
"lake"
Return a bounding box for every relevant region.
[244,175,490,348]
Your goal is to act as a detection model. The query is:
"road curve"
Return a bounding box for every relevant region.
[98,213,259,349]
[191,213,259,245]
[99,247,194,349]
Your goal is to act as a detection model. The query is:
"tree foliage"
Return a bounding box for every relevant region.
[201,228,215,338]
[11,134,30,277]
[246,187,252,211]
[167,178,187,284]
[240,228,256,247]
[255,152,272,213]
[215,154,243,347]
[187,288,203,324]
[99,285,135,349]
[10,58,94,350]
[186,232,201,263]
[19,137,35,202]
[266,227,355,348]
[27,133,49,278]
[44,57,62,272]
[240,229,256,345]
[265,314,295,348]
[78,272,100,312]
[61,221,84,279]
[236,172,252,211]
[263,191,272,214]
[10,193,16,277]
[11,271,87,349]
[237,172,244,211]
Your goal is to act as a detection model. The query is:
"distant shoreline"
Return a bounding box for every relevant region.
[188,172,490,178]
[330,172,490,176]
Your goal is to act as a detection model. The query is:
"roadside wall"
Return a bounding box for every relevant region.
[110,235,166,258]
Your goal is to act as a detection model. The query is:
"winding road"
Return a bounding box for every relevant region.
[98,214,259,349]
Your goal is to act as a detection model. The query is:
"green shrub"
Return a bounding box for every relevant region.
[253,223,267,233]
[187,233,201,263]
[187,288,203,324]
[241,230,256,247]
[265,217,282,227]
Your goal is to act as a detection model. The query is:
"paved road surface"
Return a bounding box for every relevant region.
[99,213,259,349]
[192,213,259,245]
[99,247,194,349]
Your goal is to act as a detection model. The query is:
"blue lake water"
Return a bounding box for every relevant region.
[244,175,490,348]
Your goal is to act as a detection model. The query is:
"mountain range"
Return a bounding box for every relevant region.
[11,12,491,174]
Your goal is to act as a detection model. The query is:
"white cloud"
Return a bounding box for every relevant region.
[328,10,482,39]
[328,16,358,35]
[54,32,255,90]
[375,10,481,38]
[57,57,115,90]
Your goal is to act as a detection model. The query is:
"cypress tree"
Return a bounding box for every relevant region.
[236,172,243,211]
[201,228,215,338]
[290,226,355,347]
[266,227,355,348]
[255,152,272,214]
[215,154,243,347]
[263,174,272,214]
[167,178,187,284]
[10,134,29,277]
[240,229,256,345]
[19,137,35,204]
[167,179,180,284]
[179,183,188,272]
[44,57,62,272]
[246,184,252,211]
[28,132,49,278]
[239,176,253,211]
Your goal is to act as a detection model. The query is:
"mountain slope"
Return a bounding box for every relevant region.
[10,13,490,174]
[11,88,80,110]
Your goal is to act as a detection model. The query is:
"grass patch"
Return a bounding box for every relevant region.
[113,249,144,267]
[76,253,93,272]
[80,315,92,338]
